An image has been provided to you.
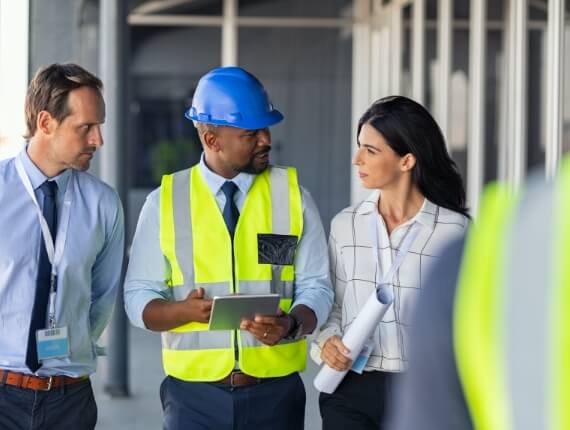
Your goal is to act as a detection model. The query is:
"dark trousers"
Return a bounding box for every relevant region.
[319,370,398,430]
[160,373,306,430]
[0,379,97,430]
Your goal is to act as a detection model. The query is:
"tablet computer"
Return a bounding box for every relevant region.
[208,294,281,331]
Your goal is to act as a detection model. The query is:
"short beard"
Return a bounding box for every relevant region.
[237,161,268,175]
[235,148,271,174]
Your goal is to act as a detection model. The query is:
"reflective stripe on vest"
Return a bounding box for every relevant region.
[552,156,570,430]
[454,157,570,430]
[159,165,306,381]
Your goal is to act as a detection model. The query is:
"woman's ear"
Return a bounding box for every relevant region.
[401,153,417,172]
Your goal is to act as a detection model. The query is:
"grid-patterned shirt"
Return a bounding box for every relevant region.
[314,190,468,372]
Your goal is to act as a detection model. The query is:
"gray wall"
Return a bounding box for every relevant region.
[29,0,99,86]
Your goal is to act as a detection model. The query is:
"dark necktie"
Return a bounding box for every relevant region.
[26,180,58,373]
[221,181,239,238]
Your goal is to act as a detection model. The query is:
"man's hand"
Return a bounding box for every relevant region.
[142,287,212,331]
[320,335,352,371]
[181,288,213,323]
[240,309,293,346]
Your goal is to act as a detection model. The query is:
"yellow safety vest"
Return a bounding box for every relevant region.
[159,164,307,381]
[454,156,570,429]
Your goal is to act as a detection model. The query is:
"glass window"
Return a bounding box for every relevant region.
[527,2,547,170]
[449,0,470,183]
[425,0,438,114]
[238,25,352,226]
[128,26,222,188]
[484,0,505,183]
[401,4,413,98]
[424,0,468,182]
[562,0,570,153]
[134,0,223,16]
[454,0,470,20]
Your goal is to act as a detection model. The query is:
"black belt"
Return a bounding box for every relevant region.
[214,371,268,387]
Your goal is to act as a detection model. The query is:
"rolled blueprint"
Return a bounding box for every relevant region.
[313,285,394,394]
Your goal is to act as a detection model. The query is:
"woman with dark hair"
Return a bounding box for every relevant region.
[313,96,469,429]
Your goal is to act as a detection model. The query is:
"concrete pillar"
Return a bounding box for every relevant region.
[99,0,129,397]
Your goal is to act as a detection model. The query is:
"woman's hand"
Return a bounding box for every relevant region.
[320,335,352,371]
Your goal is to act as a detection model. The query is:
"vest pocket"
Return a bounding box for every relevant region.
[257,234,298,265]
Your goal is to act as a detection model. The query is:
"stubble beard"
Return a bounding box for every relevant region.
[237,160,268,174]
[236,148,271,174]
[69,153,94,172]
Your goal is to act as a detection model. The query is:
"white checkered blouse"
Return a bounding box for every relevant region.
[314,190,468,372]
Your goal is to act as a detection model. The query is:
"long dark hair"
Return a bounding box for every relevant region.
[358,96,469,218]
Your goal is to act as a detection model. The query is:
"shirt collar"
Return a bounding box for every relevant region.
[356,189,438,229]
[355,190,381,216]
[18,146,72,192]
[198,153,255,196]
[414,198,438,228]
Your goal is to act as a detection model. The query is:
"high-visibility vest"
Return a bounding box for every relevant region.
[454,156,570,430]
[159,165,306,381]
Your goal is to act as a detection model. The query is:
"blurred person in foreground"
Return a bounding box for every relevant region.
[312,96,469,429]
[124,66,333,430]
[0,63,124,430]
[388,156,570,430]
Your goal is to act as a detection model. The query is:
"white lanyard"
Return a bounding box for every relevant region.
[15,157,74,327]
[371,213,421,287]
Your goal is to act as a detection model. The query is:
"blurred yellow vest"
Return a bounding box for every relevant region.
[454,156,570,430]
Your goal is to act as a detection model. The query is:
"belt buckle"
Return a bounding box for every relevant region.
[39,376,54,391]
[229,371,240,387]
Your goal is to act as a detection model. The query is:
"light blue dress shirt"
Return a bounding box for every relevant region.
[0,149,125,377]
[125,155,333,330]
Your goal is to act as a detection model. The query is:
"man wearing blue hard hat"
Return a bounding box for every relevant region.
[125,66,333,429]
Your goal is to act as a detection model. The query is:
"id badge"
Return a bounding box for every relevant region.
[351,338,375,374]
[36,326,70,361]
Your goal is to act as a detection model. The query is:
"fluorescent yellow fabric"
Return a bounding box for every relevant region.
[455,159,570,430]
[454,184,516,430]
[234,170,273,282]
[239,337,307,378]
[162,348,235,382]
[279,298,293,313]
[159,165,305,381]
[190,167,233,284]
[282,168,303,281]
[552,156,570,430]
[159,174,183,286]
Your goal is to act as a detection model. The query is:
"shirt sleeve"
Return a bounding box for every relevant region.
[290,187,334,331]
[387,237,473,430]
[315,227,345,351]
[124,189,172,330]
[89,191,125,342]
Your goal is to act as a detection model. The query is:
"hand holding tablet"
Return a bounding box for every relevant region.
[208,293,281,331]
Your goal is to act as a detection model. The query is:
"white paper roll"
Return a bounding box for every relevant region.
[313,285,394,394]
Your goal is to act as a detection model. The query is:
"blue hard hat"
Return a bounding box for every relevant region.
[185,67,283,130]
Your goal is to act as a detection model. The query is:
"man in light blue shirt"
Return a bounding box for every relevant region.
[0,64,124,430]
[124,66,332,429]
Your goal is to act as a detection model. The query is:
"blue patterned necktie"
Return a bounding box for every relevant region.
[221,181,239,238]
[25,180,58,373]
